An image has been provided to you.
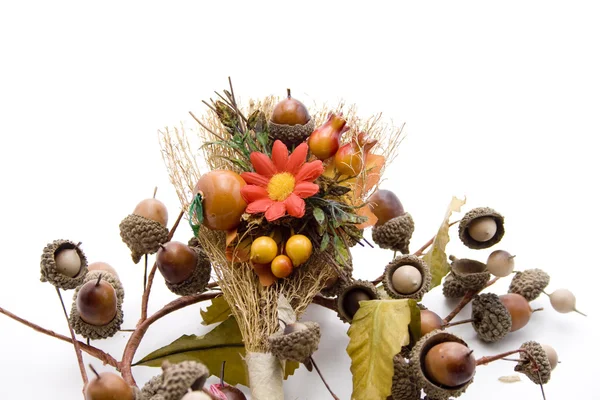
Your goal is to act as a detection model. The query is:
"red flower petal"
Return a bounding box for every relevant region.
[241,172,269,187]
[294,160,324,182]
[284,193,305,218]
[271,140,289,172]
[246,198,274,214]
[286,143,308,175]
[293,181,320,198]
[250,152,277,178]
[241,185,269,203]
[265,201,286,221]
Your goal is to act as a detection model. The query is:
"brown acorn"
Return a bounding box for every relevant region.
[336,280,379,322]
[267,89,315,147]
[458,207,505,249]
[383,255,431,300]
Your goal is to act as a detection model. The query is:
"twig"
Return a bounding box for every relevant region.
[143,254,148,293]
[442,318,475,329]
[442,276,500,324]
[121,291,221,386]
[0,306,118,368]
[140,209,185,322]
[227,76,248,130]
[189,111,227,142]
[312,295,337,312]
[56,287,88,386]
[310,356,340,400]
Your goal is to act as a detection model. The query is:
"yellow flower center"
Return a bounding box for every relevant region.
[267,172,296,202]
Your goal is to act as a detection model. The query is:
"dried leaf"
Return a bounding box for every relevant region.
[200,296,231,326]
[214,101,239,134]
[277,294,296,326]
[422,196,466,289]
[407,299,421,344]
[135,317,248,386]
[346,300,412,400]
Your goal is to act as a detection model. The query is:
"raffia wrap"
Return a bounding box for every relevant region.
[245,352,284,400]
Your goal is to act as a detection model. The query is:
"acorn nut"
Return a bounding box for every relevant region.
[458,207,505,249]
[383,255,431,300]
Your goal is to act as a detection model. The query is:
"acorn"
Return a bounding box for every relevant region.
[87,262,119,279]
[486,250,515,277]
[141,374,163,399]
[383,255,431,300]
[420,309,443,336]
[268,321,320,366]
[449,256,490,291]
[458,207,505,249]
[70,273,124,340]
[85,365,134,400]
[471,293,512,343]
[336,280,380,323]
[158,243,212,296]
[508,268,550,301]
[40,239,88,290]
[119,197,169,264]
[409,330,475,400]
[267,89,315,147]
[499,293,540,332]
[391,353,420,400]
[514,341,552,384]
[181,392,212,400]
[154,361,210,400]
[369,190,414,254]
[209,361,248,400]
[441,274,468,299]
[548,288,586,316]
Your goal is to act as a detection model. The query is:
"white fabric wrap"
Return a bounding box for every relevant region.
[245,352,284,400]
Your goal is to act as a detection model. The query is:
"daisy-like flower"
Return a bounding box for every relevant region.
[240,140,324,221]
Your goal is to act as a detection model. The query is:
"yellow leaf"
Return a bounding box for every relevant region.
[346,300,412,400]
[200,295,231,326]
[422,196,466,289]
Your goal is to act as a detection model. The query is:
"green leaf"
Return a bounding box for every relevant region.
[188,193,204,237]
[422,196,466,289]
[320,232,330,252]
[407,299,422,344]
[256,131,271,155]
[200,295,231,326]
[135,316,248,386]
[333,235,350,266]
[313,207,325,226]
[346,300,412,400]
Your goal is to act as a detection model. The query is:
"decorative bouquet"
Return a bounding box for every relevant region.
[0,79,585,400]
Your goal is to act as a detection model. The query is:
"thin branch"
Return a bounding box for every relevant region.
[189,111,227,142]
[121,291,221,386]
[140,209,185,322]
[56,288,88,386]
[442,318,475,329]
[310,356,340,400]
[0,306,118,368]
[143,254,148,293]
[312,295,337,312]
[227,76,248,129]
[442,276,500,324]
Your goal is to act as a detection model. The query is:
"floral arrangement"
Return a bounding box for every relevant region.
[0,79,586,400]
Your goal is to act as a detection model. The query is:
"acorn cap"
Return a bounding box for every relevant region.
[69,298,124,340]
[40,240,88,290]
[320,256,353,298]
[267,118,315,147]
[84,271,125,305]
[141,374,163,399]
[383,255,431,300]
[391,353,420,400]
[336,280,380,323]
[442,274,468,299]
[514,341,552,385]
[268,321,321,363]
[508,269,550,301]
[450,257,490,291]
[165,247,212,296]
[132,386,143,400]
[188,237,202,249]
[458,207,505,249]
[156,360,210,400]
[471,293,511,343]
[372,213,415,254]
[119,214,169,264]
[409,330,474,400]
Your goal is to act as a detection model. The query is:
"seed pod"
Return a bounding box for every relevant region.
[409,330,475,400]
[371,213,415,254]
[508,269,550,301]
[268,118,315,147]
[458,207,505,249]
[383,255,431,300]
[268,321,320,363]
[442,274,468,299]
[391,353,420,400]
[141,374,163,399]
[40,240,88,290]
[450,257,490,291]
[156,361,210,400]
[119,214,169,264]
[336,280,380,323]
[165,247,212,296]
[514,341,552,385]
[471,293,512,343]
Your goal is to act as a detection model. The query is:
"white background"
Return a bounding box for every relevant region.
[1,1,599,399]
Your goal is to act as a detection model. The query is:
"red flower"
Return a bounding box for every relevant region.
[240,140,323,221]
